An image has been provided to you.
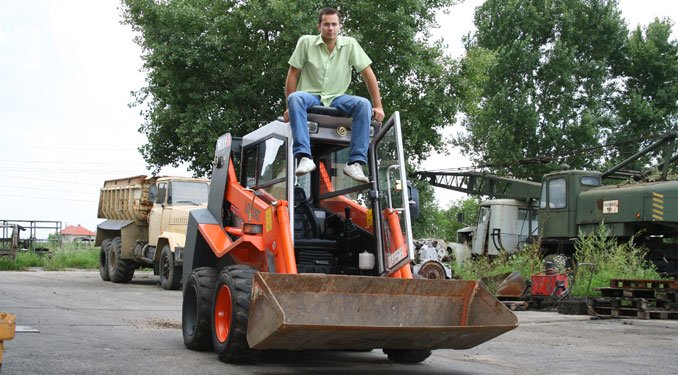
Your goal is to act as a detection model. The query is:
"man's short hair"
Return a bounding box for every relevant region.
[318,7,341,25]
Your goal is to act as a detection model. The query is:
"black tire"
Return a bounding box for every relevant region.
[160,245,182,290]
[183,267,218,351]
[211,265,259,363]
[108,237,135,283]
[99,239,111,281]
[383,349,432,364]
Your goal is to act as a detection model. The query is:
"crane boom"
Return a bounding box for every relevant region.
[415,171,541,201]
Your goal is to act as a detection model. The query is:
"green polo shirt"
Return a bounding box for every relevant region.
[288,35,372,106]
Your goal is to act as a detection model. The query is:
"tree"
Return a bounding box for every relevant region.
[122,0,459,176]
[610,18,678,168]
[456,0,629,180]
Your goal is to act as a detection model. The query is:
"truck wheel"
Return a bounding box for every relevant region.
[99,239,111,281]
[383,348,432,364]
[183,267,218,351]
[160,245,181,290]
[211,265,259,363]
[108,237,135,283]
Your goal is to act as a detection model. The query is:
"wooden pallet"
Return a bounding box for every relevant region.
[597,288,677,304]
[593,279,678,320]
[609,279,678,290]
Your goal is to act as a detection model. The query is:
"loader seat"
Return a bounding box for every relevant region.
[307,105,382,129]
[307,106,348,118]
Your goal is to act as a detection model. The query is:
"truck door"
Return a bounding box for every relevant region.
[472,205,490,256]
[148,182,167,247]
[538,177,570,238]
[370,112,413,275]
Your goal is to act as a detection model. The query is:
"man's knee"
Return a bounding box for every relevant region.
[355,97,371,113]
[287,92,306,108]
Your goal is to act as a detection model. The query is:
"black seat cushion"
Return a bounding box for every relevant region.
[307,105,348,118]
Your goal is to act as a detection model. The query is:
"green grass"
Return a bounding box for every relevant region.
[0,242,99,271]
[451,222,663,297]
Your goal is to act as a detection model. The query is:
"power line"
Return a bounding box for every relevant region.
[0,159,143,166]
[0,194,96,203]
[0,185,98,195]
[0,168,145,175]
[0,174,102,187]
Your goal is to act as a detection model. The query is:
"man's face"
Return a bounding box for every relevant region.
[318,14,341,42]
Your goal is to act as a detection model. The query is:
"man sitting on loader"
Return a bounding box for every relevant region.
[283,7,385,183]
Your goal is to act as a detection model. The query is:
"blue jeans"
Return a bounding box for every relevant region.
[287,92,372,164]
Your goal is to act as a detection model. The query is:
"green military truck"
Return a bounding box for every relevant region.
[96,175,209,289]
[418,132,678,275]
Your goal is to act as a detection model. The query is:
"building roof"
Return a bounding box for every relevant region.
[61,225,95,236]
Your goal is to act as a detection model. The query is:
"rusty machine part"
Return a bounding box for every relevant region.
[415,260,448,279]
[248,273,517,350]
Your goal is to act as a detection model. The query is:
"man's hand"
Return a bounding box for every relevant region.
[283,109,290,122]
[372,107,385,122]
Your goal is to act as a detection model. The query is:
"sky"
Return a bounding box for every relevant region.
[0,0,676,238]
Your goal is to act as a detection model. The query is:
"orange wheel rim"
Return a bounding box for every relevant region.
[215,285,232,343]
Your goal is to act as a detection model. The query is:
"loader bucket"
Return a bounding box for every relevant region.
[247,273,518,351]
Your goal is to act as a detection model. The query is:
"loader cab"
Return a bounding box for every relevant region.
[238,108,414,276]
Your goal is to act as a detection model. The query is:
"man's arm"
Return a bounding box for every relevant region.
[360,66,384,122]
[283,66,301,122]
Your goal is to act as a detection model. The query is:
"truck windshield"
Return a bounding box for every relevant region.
[171,181,209,205]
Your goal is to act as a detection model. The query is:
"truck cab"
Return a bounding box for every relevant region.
[148,177,210,247]
[538,170,602,250]
[472,199,538,256]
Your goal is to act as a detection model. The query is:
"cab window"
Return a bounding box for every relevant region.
[241,137,287,200]
[548,178,566,208]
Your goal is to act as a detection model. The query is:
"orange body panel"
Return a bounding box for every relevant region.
[197,160,297,274]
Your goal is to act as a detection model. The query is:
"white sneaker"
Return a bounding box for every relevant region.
[343,163,369,183]
[295,157,316,176]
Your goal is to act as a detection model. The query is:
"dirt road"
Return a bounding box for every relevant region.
[0,270,676,374]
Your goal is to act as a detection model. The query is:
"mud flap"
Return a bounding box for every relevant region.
[247,273,518,351]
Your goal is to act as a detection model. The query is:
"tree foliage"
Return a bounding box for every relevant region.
[611,18,678,167]
[456,0,677,180]
[122,0,458,176]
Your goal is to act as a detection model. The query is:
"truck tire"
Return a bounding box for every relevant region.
[160,245,181,290]
[108,237,135,283]
[383,348,432,364]
[211,265,259,363]
[99,239,111,281]
[183,267,218,351]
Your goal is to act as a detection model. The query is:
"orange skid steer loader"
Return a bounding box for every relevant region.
[181,108,517,364]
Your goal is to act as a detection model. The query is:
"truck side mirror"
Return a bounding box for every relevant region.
[408,184,420,220]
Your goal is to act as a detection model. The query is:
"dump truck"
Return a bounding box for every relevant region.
[180,108,517,364]
[96,175,209,289]
[417,132,678,276]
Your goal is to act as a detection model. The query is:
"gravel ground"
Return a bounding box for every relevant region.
[0,270,676,374]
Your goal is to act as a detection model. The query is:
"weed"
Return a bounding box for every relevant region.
[451,222,663,297]
[571,223,662,296]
